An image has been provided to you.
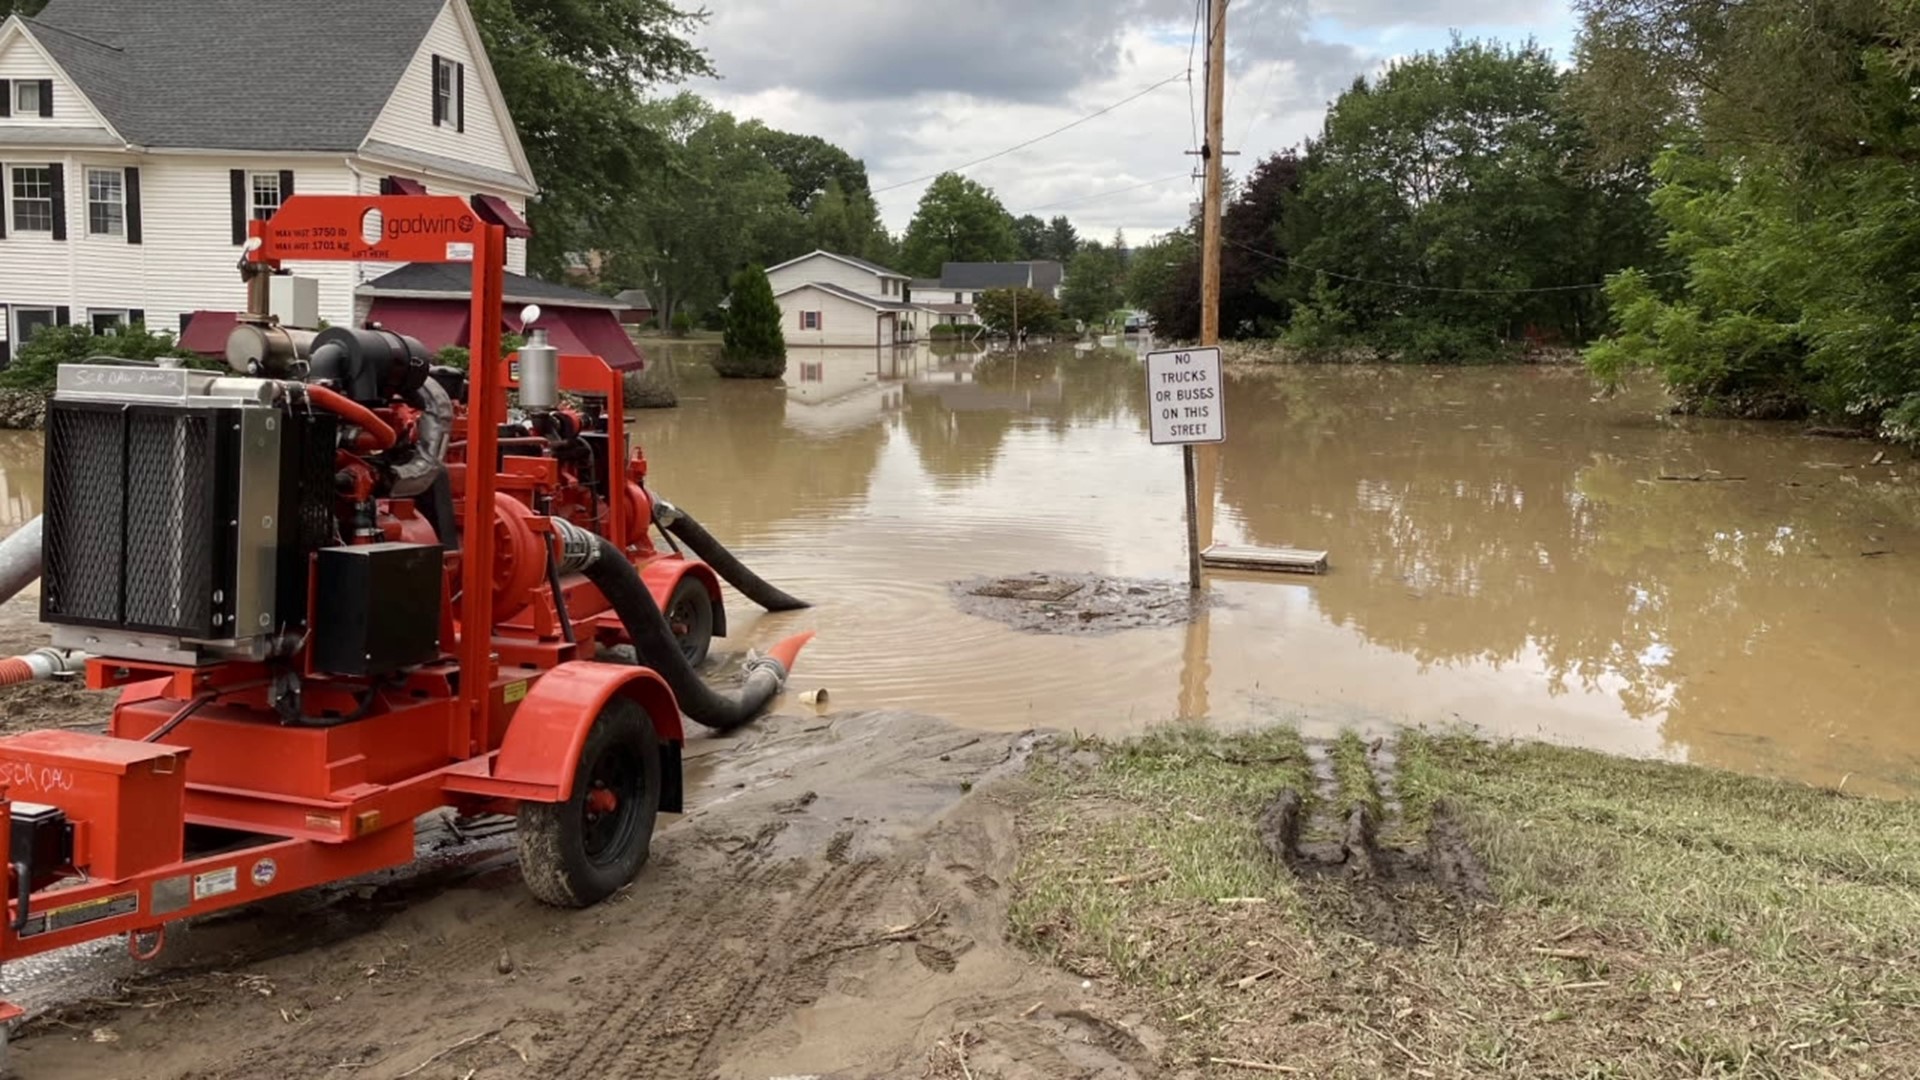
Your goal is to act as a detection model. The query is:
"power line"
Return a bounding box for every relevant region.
[1018,173,1191,214]
[870,70,1188,197]
[1171,231,1627,295]
[1185,0,1204,177]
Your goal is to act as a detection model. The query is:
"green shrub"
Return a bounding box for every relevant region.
[0,324,208,390]
[671,311,694,337]
[930,323,979,339]
[717,265,786,379]
[431,332,525,372]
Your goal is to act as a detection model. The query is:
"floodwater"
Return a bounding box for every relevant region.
[634,341,1920,798]
[0,351,1913,796]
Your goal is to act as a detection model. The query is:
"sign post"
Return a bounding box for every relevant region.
[1146,346,1225,590]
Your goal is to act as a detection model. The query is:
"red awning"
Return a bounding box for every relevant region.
[365,299,473,353]
[384,176,428,196]
[471,194,532,239]
[179,311,239,356]
[564,309,647,372]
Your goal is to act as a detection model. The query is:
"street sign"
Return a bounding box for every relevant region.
[1146,347,1225,445]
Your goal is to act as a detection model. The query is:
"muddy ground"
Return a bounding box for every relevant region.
[951,573,1212,635]
[6,707,1163,1080]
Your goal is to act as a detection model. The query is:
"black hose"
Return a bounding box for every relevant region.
[654,500,809,612]
[579,536,791,731]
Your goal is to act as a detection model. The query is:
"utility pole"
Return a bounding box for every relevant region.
[1200,0,1227,349]
[1182,0,1229,591]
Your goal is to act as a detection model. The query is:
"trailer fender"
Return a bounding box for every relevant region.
[641,559,727,639]
[494,662,687,813]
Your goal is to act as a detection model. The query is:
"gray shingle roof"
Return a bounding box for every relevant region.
[0,125,120,146]
[359,263,627,310]
[939,263,1036,290]
[362,139,534,193]
[766,249,910,280]
[28,0,444,151]
[775,281,921,312]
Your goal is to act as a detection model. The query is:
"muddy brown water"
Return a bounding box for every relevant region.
[634,341,1920,798]
[0,349,1915,796]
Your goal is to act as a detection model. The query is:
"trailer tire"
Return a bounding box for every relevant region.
[516,696,661,908]
[666,575,715,668]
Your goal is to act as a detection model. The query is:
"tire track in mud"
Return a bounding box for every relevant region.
[543,852,903,1077]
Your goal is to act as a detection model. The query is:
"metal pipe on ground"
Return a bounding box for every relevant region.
[0,516,42,608]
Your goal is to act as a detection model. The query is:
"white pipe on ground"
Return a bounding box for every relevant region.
[0,516,42,608]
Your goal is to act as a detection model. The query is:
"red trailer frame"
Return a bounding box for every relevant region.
[0,195,705,1035]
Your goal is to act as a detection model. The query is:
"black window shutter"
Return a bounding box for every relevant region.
[129,308,145,328]
[230,169,247,245]
[124,166,141,244]
[48,162,65,241]
[0,81,11,119]
[456,63,466,133]
[36,80,52,118]
[380,176,395,196]
[54,306,69,327]
[431,55,444,126]
[279,170,295,208]
[178,313,192,335]
[0,160,7,241]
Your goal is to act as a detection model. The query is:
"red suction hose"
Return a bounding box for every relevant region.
[305,385,397,451]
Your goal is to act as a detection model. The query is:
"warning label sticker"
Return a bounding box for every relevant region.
[194,866,238,901]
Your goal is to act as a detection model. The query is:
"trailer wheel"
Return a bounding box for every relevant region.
[516,696,661,908]
[666,576,714,668]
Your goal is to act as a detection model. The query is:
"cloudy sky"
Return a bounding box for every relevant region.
[692,1,1580,242]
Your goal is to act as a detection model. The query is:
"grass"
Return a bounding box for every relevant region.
[1008,727,1920,1078]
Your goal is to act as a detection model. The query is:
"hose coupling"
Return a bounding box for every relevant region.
[551,517,603,574]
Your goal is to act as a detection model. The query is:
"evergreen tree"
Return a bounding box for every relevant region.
[716,265,786,379]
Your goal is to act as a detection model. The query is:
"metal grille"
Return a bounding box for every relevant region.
[123,411,213,632]
[43,406,126,623]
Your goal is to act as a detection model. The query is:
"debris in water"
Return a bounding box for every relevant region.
[951,573,1214,636]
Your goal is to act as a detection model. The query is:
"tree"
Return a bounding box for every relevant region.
[745,126,871,212]
[715,265,786,378]
[602,95,797,327]
[469,0,715,277]
[1012,215,1048,260]
[1042,216,1080,262]
[901,174,1019,276]
[1277,40,1655,359]
[802,178,893,265]
[1573,0,1920,431]
[0,0,47,15]
[1127,233,1191,324]
[974,288,1061,337]
[1061,245,1126,327]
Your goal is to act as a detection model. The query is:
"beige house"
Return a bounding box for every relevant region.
[766,250,927,347]
[0,0,537,364]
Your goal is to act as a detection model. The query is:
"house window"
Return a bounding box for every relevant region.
[90,310,130,335]
[434,57,463,129]
[86,168,124,236]
[250,172,282,221]
[800,311,822,330]
[14,81,42,116]
[953,292,962,304]
[10,167,53,233]
[12,307,57,345]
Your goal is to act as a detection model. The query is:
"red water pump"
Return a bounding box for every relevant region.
[0,195,812,1059]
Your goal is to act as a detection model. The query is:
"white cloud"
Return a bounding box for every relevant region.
[691,1,1578,239]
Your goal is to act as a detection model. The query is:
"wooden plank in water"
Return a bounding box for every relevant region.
[1201,543,1329,575]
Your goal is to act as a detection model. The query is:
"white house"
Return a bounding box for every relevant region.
[906,261,1065,326]
[0,0,538,366]
[765,250,927,347]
